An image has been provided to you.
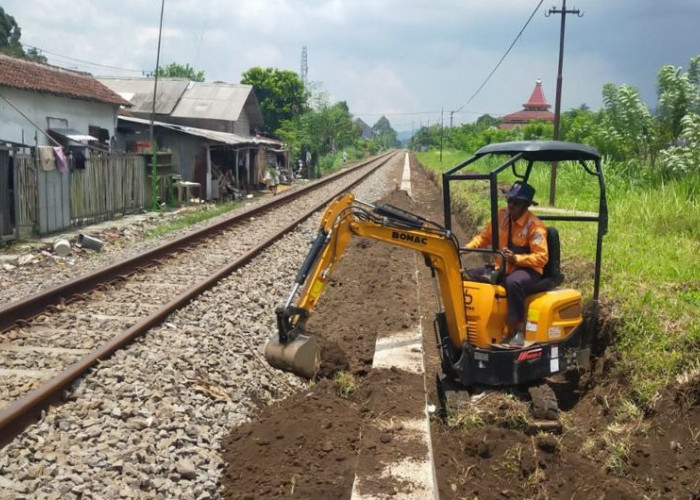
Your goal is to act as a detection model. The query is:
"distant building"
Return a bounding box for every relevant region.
[500,79,554,130]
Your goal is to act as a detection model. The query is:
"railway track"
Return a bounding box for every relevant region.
[0,151,401,447]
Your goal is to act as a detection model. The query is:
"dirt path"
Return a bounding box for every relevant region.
[220,155,700,499]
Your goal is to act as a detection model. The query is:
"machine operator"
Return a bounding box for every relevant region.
[465,181,548,346]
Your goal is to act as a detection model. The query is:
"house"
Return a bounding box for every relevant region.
[0,54,132,239]
[0,54,130,149]
[500,79,555,130]
[99,77,287,200]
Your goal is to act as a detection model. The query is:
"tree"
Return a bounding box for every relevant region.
[25,46,47,64]
[659,112,700,176]
[0,7,47,63]
[156,62,205,82]
[656,56,700,141]
[0,7,23,58]
[599,83,654,161]
[241,67,308,135]
[475,114,500,130]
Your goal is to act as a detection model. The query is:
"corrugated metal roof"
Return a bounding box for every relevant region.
[98,79,264,129]
[119,116,282,148]
[171,82,262,124]
[0,55,131,106]
[98,78,190,114]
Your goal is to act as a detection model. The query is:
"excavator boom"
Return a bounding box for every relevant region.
[264,193,468,378]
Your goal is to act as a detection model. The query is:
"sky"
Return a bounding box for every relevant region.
[3,0,698,133]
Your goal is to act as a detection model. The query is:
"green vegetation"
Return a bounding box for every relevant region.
[241,67,308,135]
[145,200,244,239]
[333,371,357,399]
[415,56,700,408]
[0,6,47,63]
[156,62,205,82]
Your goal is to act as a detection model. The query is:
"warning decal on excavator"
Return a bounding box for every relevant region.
[516,349,543,362]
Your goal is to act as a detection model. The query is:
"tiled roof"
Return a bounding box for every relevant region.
[502,109,554,125]
[523,80,550,109]
[502,109,555,122]
[0,54,131,106]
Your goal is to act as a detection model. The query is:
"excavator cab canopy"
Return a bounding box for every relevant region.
[441,140,608,308]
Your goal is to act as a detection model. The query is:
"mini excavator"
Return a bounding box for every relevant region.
[264,141,608,417]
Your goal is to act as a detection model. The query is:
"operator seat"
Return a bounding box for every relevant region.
[529,226,564,293]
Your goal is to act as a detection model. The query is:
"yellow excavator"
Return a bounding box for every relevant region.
[265,141,607,415]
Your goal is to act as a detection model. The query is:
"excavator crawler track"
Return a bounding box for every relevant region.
[526,383,562,434]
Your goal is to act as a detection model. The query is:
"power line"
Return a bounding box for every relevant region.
[354,109,505,117]
[453,0,544,114]
[21,44,146,73]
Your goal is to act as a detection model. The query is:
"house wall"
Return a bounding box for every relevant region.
[115,124,202,182]
[159,132,202,182]
[234,112,250,136]
[0,86,118,146]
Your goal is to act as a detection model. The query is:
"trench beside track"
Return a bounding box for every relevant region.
[0,150,400,445]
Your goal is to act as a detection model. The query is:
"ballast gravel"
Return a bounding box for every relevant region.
[0,158,401,499]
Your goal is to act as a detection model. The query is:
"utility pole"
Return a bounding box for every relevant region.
[150,0,165,211]
[546,0,582,206]
[449,110,454,129]
[440,108,444,163]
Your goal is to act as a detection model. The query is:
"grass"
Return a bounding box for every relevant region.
[333,371,357,399]
[417,148,700,408]
[145,200,245,239]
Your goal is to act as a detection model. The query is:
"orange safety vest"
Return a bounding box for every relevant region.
[466,208,548,275]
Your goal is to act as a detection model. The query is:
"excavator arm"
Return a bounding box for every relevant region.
[267,192,469,378]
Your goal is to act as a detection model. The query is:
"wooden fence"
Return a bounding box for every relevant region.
[15,154,38,239]
[14,152,147,237]
[70,153,146,226]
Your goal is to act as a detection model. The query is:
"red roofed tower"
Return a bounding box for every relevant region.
[500,79,555,129]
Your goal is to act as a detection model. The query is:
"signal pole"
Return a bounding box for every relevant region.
[546,0,582,205]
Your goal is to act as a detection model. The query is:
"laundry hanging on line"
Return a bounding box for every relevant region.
[53,147,67,173]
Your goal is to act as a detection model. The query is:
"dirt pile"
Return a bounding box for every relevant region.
[220,157,700,499]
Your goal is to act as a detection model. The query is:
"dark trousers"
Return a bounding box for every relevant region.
[468,267,542,324]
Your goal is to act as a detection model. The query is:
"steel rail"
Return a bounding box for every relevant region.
[0,150,400,446]
[0,151,394,333]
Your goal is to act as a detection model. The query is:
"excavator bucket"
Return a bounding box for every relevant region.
[264,334,320,379]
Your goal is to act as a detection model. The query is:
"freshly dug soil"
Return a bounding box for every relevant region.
[221,154,700,500]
